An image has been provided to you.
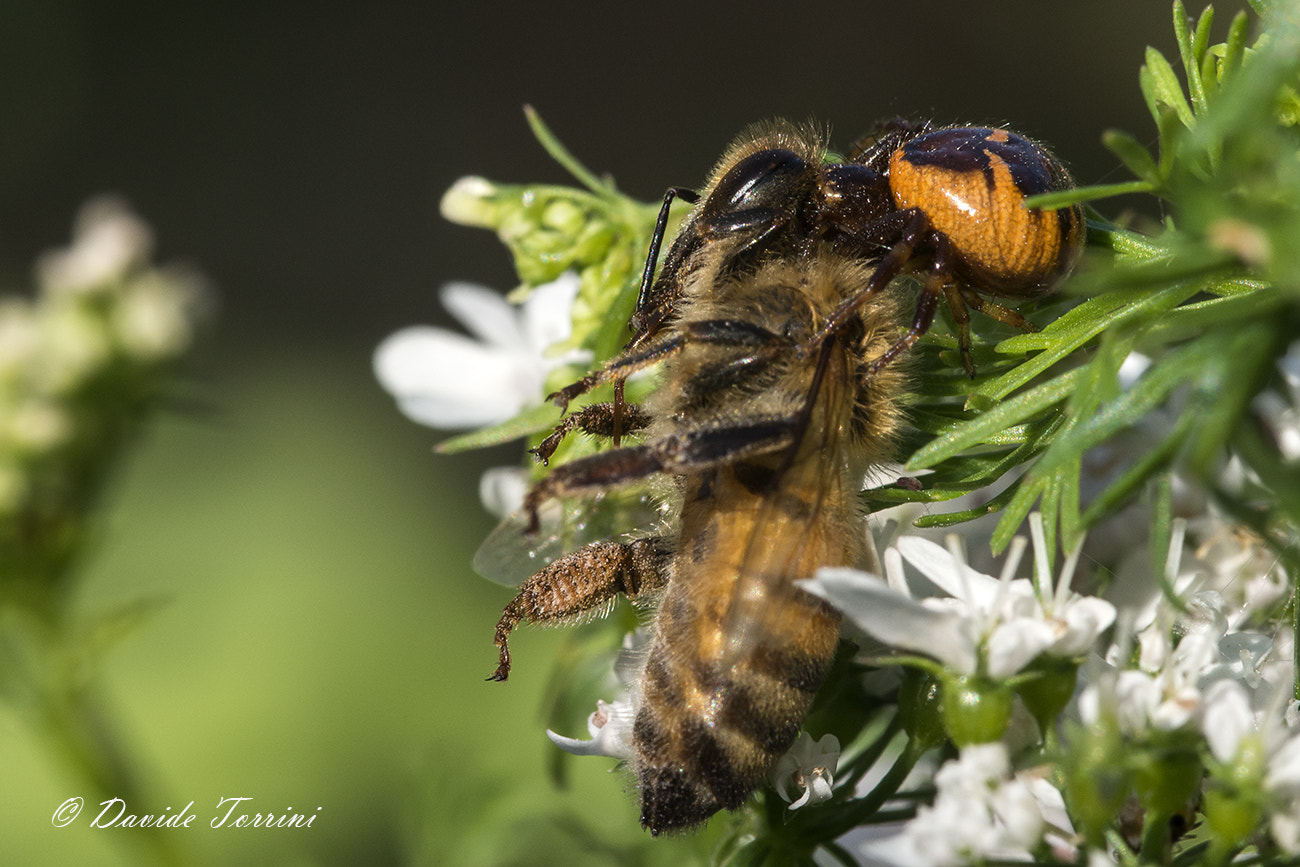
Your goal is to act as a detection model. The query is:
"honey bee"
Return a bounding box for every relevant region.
[486,119,1083,834]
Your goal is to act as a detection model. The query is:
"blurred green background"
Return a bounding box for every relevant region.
[0,1,1251,864]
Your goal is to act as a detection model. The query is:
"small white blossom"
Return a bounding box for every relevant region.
[374,272,585,429]
[112,271,199,360]
[0,300,40,381]
[1254,338,1300,462]
[36,196,154,295]
[1082,622,1216,735]
[546,698,636,762]
[803,515,1115,679]
[771,732,840,810]
[1,400,70,454]
[439,176,500,227]
[1196,674,1300,853]
[545,631,648,764]
[1186,507,1289,626]
[478,465,529,519]
[865,743,1047,866]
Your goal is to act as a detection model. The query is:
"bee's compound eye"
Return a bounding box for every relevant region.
[708,148,812,214]
[888,127,1084,298]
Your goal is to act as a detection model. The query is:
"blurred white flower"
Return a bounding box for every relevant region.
[0,300,40,381]
[771,732,840,810]
[1083,616,1218,735]
[374,272,586,429]
[0,400,70,454]
[1197,674,1300,853]
[1084,576,1289,741]
[478,465,529,519]
[1254,338,1300,462]
[803,515,1115,679]
[112,270,200,360]
[1186,507,1289,627]
[865,743,1047,866]
[36,196,153,295]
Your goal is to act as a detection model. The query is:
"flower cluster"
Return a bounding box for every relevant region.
[1,197,203,584]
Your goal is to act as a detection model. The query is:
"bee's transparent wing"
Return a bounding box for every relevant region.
[719,344,856,664]
[472,488,661,587]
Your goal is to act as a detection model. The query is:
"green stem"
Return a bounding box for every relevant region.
[1137,807,1172,865]
[3,602,187,867]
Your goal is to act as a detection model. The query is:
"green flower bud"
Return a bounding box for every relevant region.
[1131,738,1202,819]
[1059,718,1130,847]
[438,176,501,228]
[940,674,1014,747]
[898,669,947,751]
[1015,657,1079,737]
[1204,735,1267,850]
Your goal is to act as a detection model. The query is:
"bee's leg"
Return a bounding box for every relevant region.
[546,331,686,411]
[488,536,669,682]
[530,401,652,466]
[631,187,700,333]
[547,318,787,410]
[523,415,798,532]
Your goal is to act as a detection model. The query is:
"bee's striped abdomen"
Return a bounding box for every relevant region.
[633,464,844,835]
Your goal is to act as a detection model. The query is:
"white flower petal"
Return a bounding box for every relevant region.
[37,197,153,293]
[1202,679,1254,763]
[374,326,537,428]
[896,535,1000,606]
[1267,735,1300,793]
[439,282,526,348]
[478,466,529,519]
[1052,597,1117,655]
[1272,806,1300,854]
[804,568,979,673]
[986,619,1056,679]
[521,272,582,352]
[546,699,635,762]
[991,779,1045,849]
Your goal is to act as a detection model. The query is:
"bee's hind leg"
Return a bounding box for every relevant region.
[530,401,652,466]
[488,536,669,682]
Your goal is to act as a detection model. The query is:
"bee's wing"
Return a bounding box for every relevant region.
[472,489,660,586]
[718,342,857,666]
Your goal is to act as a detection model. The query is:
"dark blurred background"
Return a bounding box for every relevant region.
[0,2,1249,865]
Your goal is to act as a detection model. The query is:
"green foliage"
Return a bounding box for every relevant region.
[868,0,1300,568]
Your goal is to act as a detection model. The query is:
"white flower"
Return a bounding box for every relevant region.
[374,272,585,429]
[1185,507,1290,626]
[439,176,500,227]
[545,631,647,764]
[1196,674,1300,853]
[0,299,40,381]
[1254,338,1300,462]
[1082,622,1216,735]
[803,515,1115,679]
[771,732,840,810]
[478,465,529,519]
[546,698,635,762]
[36,197,153,295]
[112,270,199,361]
[866,743,1047,866]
